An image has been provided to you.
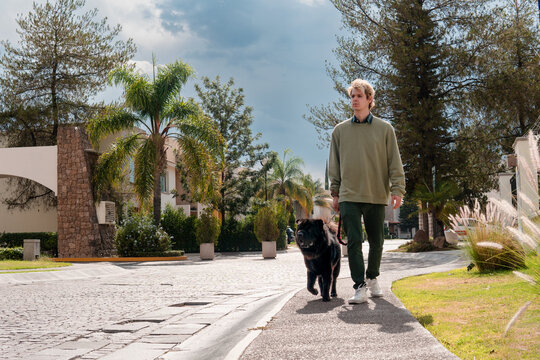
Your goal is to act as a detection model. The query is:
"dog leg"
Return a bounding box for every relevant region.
[307,271,318,295]
[331,259,341,297]
[320,275,331,302]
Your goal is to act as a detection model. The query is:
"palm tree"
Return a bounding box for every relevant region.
[266,149,311,216]
[413,180,461,237]
[302,174,332,212]
[88,58,224,225]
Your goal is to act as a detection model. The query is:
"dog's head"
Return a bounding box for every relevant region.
[295,219,330,251]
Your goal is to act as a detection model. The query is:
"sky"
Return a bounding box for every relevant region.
[0,0,345,182]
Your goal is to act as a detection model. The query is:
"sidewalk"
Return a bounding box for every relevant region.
[239,250,467,360]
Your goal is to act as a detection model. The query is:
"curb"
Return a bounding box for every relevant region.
[52,256,187,262]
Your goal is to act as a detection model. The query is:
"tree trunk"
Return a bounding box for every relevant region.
[153,136,166,226]
[153,166,161,226]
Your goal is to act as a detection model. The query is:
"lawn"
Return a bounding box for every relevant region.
[0,258,72,271]
[392,267,539,360]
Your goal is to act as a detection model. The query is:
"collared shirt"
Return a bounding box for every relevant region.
[352,113,373,124]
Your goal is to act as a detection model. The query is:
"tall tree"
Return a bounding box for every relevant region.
[88,59,224,225]
[194,76,268,223]
[0,0,135,208]
[466,0,540,154]
[305,0,495,199]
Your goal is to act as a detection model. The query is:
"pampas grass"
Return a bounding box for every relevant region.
[463,224,525,271]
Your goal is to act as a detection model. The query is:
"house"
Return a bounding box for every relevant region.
[0,128,205,234]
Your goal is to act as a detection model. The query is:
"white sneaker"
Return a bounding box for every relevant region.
[366,278,383,297]
[348,286,367,304]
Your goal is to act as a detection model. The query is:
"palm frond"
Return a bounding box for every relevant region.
[134,137,157,207]
[170,114,225,160]
[153,60,194,110]
[109,65,153,116]
[93,133,141,196]
[176,136,220,204]
[87,107,142,146]
[162,99,199,131]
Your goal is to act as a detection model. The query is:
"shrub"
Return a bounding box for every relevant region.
[0,247,23,260]
[254,206,280,243]
[195,209,221,245]
[160,206,198,253]
[217,217,261,252]
[464,224,525,271]
[115,213,171,256]
[0,232,57,256]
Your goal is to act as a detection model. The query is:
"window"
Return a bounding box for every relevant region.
[160,173,167,193]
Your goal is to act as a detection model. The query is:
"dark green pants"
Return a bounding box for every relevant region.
[339,201,385,289]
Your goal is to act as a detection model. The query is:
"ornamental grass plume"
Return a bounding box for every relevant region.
[463,224,525,271]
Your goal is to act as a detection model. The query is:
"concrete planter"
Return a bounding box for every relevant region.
[262,241,276,259]
[200,243,215,260]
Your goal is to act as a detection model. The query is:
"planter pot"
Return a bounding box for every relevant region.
[200,243,214,260]
[341,243,348,257]
[262,241,276,259]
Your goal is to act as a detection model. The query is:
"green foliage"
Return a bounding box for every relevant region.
[195,209,221,245]
[160,205,199,253]
[254,206,280,243]
[0,232,57,256]
[194,76,268,222]
[0,247,23,260]
[114,213,171,256]
[399,198,419,231]
[464,225,526,271]
[0,0,135,209]
[274,202,289,250]
[217,217,261,252]
[414,180,462,236]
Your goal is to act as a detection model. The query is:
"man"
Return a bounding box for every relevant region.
[329,79,405,304]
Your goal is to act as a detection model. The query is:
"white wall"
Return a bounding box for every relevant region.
[0,178,57,233]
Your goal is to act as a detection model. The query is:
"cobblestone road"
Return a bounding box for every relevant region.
[0,248,313,359]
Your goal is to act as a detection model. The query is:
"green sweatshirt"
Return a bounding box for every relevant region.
[329,115,406,205]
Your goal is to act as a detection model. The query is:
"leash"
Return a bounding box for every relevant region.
[336,215,347,246]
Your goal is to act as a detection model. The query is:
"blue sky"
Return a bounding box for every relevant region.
[0,0,345,181]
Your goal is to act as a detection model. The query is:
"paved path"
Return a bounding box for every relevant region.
[240,250,467,360]
[0,241,467,359]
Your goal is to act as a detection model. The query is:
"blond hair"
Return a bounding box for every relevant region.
[347,79,375,110]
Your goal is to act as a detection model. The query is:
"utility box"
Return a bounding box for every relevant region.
[96,201,116,225]
[23,239,40,261]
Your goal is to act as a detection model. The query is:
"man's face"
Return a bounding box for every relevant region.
[350,87,371,112]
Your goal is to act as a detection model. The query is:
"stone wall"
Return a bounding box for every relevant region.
[57,126,114,257]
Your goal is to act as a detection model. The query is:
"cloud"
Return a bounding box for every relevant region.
[87,0,205,55]
[296,0,326,6]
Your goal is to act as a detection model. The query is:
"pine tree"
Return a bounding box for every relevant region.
[0,0,135,208]
[305,0,496,198]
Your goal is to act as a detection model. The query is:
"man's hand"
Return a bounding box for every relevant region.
[332,196,339,213]
[391,195,402,209]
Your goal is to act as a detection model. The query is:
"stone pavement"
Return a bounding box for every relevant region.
[0,241,467,360]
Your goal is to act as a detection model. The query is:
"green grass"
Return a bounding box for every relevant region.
[392,267,539,360]
[0,258,71,271]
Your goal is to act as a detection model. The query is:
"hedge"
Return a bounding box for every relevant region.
[0,247,24,260]
[0,232,57,256]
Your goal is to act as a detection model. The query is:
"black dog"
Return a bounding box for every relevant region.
[296,219,341,302]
